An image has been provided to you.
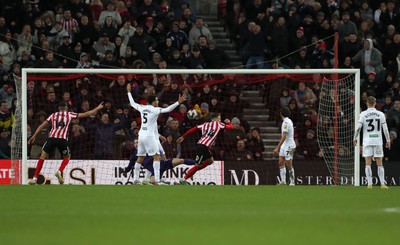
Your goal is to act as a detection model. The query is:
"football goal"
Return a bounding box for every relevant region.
[11,68,360,185]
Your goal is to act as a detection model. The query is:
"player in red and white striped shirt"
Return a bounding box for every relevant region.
[177,113,233,184]
[28,102,103,185]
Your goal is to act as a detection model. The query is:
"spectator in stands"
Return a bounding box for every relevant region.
[385,130,400,161]
[157,37,176,63]
[127,25,157,63]
[388,80,400,100]
[388,51,400,79]
[352,38,384,80]
[224,139,253,161]
[47,21,69,46]
[381,95,393,114]
[200,102,210,120]
[162,118,180,142]
[337,11,358,41]
[203,40,230,69]
[30,110,50,159]
[69,123,91,159]
[224,117,246,149]
[100,16,118,42]
[223,90,247,120]
[0,84,15,109]
[99,49,119,68]
[162,133,180,158]
[98,2,122,28]
[387,99,400,132]
[186,45,206,69]
[0,128,10,159]
[287,98,301,126]
[0,30,17,72]
[75,15,98,53]
[118,21,136,46]
[56,33,75,68]
[166,21,189,50]
[0,100,13,132]
[379,0,400,28]
[247,127,264,160]
[91,33,116,66]
[188,17,213,46]
[311,41,334,68]
[382,32,400,67]
[279,88,293,108]
[293,82,317,112]
[136,0,163,24]
[297,129,320,160]
[86,112,125,159]
[361,71,380,98]
[245,24,267,69]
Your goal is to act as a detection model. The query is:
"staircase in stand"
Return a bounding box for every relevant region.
[241,90,280,160]
[199,15,243,68]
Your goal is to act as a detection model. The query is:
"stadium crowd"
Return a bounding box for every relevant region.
[0,0,399,162]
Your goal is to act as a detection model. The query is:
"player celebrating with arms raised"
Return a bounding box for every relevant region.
[28,101,104,185]
[354,96,391,189]
[273,106,296,186]
[177,113,232,184]
[126,83,186,185]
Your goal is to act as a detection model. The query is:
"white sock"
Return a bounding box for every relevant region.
[289,168,295,182]
[133,163,141,181]
[279,167,286,183]
[153,161,160,182]
[365,165,372,186]
[144,170,151,181]
[378,166,385,185]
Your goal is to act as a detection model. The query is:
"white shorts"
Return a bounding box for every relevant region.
[279,143,296,160]
[362,145,383,158]
[137,135,159,157]
[157,140,165,157]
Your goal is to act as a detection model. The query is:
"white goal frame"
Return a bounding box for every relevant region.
[20,68,361,185]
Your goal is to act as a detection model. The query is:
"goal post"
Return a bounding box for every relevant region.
[14,68,361,185]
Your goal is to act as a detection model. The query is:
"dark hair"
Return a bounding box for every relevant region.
[59,101,68,109]
[147,95,158,104]
[281,106,291,117]
[209,112,220,120]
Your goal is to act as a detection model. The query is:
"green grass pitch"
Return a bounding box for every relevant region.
[1,186,399,245]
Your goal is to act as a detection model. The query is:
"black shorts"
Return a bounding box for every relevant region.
[195,144,212,165]
[42,138,70,156]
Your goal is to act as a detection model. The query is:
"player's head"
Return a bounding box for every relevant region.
[58,102,68,111]
[366,96,376,107]
[280,106,291,118]
[147,95,159,106]
[210,112,221,122]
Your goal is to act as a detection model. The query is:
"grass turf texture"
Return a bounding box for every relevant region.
[1,186,398,245]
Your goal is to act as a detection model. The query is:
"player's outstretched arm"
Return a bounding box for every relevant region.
[353,123,362,146]
[28,120,49,145]
[224,119,233,129]
[78,102,104,118]
[160,93,187,113]
[126,83,140,110]
[177,126,198,143]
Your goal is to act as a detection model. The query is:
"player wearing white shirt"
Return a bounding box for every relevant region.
[273,106,296,186]
[126,83,186,184]
[354,96,390,189]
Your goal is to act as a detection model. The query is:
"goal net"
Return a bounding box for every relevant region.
[11,68,360,185]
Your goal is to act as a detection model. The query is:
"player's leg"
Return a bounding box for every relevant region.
[29,140,51,185]
[152,153,162,183]
[55,140,71,185]
[277,156,286,185]
[285,146,296,186]
[182,145,213,182]
[373,145,388,189]
[133,156,145,184]
[363,145,373,188]
[278,144,288,185]
[171,158,196,167]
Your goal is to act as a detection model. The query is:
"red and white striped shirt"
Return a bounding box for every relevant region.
[47,111,78,140]
[196,121,226,148]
